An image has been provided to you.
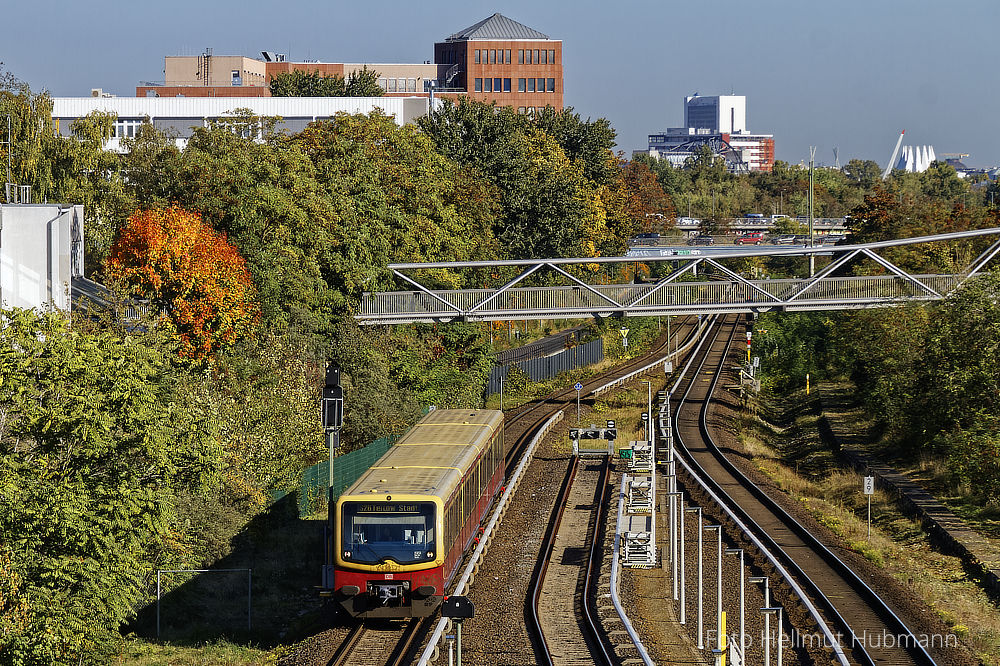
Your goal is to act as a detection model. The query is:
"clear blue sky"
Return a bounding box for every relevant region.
[4,0,996,167]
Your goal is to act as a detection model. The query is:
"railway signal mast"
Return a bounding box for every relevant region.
[321,363,344,588]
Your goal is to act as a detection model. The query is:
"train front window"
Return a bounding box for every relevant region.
[341,502,436,565]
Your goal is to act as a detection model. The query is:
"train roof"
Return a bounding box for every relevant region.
[339,409,503,501]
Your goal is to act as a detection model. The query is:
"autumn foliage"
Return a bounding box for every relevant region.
[107,206,259,359]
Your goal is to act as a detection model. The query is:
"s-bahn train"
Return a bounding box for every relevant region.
[322,409,505,619]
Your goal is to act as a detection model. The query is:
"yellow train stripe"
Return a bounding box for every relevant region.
[412,422,493,427]
[396,441,481,446]
[370,465,462,471]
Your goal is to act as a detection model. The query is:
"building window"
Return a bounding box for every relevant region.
[540,50,547,65]
[505,49,511,64]
[533,49,540,64]
[388,78,397,92]
[518,107,526,114]
[490,49,496,64]
[537,78,544,92]
[504,78,511,93]
[518,49,524,64]
[475,49,480,64]
[526,49,533,64]
[407,78,416,92]
[527,78,535,93]
[378,77,387,91]
[549,50,556,64]
[474,78,482,92]
[494,77,502,92]
[518,78,526,93]
[547,78,555,93]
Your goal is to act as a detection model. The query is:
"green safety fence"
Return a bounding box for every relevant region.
[271,435,398,517]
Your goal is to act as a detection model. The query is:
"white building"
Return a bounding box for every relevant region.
[684,95,746,133]
[0,204,84,312]
[51,96,435,152]
[641,94,774,172]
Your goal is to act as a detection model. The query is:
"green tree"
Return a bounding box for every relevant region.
[269,66,383,97]
[418,98,599,259]
[344,66,384,97]
[842,159,882,187]
[269,69,346,96]
[288,110,499,293]
[534,106,618,186]
[916,272,1000,438]
[0,309,221,664]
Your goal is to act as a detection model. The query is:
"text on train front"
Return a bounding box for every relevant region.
[341,501,437,565]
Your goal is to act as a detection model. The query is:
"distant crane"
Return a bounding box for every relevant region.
[882,130,905,180]
[833,147,840,169]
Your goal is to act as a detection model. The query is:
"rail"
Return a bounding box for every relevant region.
[682,319,935,665]
[662,317,852,665]
[593,315,711,397]
[415,410,564,665]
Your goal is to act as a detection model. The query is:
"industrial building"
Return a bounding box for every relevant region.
[641,95,775,172]
[50,96,434,152]
[133,13,562,113]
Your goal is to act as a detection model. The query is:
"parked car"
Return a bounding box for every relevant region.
[772,234,796,245]
[822,233,846,245]
[688,235,715,246]
[735,231,765,245]
[792,234,810,244]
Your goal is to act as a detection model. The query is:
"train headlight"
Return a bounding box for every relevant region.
[344,551,351,559]
[426,551,434,559]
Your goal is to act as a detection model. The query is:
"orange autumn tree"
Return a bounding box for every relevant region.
[107,206,259,359]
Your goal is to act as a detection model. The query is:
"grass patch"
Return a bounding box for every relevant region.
[120,637,279,666]
[739,386,1000,664]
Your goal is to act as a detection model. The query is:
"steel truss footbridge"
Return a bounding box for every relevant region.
[357,228,1000,325]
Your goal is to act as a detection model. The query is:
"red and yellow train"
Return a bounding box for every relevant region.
[324,409,505,618]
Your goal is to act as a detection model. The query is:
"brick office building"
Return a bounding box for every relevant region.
[433,13,563,113]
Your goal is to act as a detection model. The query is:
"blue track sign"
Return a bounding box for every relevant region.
[575,382,583,392]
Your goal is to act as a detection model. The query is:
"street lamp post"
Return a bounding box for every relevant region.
[705,525,723,651]
[750,577,771,666]
[725,548,745,664]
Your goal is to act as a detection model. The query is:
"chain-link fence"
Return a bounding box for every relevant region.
[271,435,398,517]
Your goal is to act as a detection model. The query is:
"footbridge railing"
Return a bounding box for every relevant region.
[357,228,1000,325]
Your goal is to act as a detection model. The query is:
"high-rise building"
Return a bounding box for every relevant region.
[640,94,774,172]
[684,95,746,133]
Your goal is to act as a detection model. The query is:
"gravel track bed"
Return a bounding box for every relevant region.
[536,458,605,665]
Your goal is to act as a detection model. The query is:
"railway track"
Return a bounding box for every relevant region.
[328,319,702,665]
[672,316,936,666]
[530,456,615,666]
[327,618,424,666]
